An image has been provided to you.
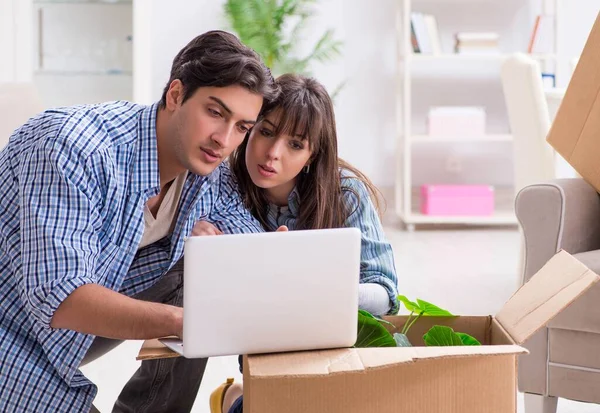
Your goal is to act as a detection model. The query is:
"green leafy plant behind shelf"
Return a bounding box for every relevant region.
[354,296,481,349]
[223,0,344,95]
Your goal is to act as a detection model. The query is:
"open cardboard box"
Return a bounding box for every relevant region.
[546,11,600,191]
[138,250,599,412]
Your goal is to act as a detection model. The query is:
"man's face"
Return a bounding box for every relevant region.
[166,82,263,176]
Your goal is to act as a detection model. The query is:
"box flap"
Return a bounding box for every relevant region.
[496,250,600,344]
[546,12,600,192]
[247,345,527,378]
[136,338,180,361]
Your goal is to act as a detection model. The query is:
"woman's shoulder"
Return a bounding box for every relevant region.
[339,167,369,196]
[339,169,374,219]
[338,165,384,220]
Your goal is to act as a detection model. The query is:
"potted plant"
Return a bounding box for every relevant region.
[355,295,481,348]
[223,0,344,95]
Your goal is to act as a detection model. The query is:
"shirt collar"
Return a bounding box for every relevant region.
[130,103,160,196]
[287,186,300,216]
[268,186,300,216]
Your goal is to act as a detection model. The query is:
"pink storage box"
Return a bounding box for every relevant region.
[427,107,486,137]
[420,185,494,216]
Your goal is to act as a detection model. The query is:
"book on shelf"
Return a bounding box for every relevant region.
[528,15,555,54]
[454,32,500,55]
[410,23,420,53]
[456,32,500,42]
[410,12,441,55]
[541,73,556,88]
[428,106,486,137]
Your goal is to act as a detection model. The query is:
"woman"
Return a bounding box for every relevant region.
[206,74,398,413]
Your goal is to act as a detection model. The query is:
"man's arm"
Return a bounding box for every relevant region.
[207,165,265,234]
[20,133,179,340]
[51,284,182,339]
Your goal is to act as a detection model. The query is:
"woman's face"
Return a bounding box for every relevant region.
[245,109,313,199]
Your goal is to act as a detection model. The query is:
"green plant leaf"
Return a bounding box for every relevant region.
[358,309,396,329]
[456,332,481,346]
[355,310,397,348]
[224,0,286,69]
[394,333,412,347]
[330,80,347,103]
[224,0,344,80]
[416,299,454,316]
[397,295,420,313]
[358,309,375,319]
[423,326,463,346]
[298,29,342,66]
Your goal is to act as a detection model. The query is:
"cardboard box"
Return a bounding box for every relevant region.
[427,106,486,137]
[138,251,599,413]
[546,12,600,192]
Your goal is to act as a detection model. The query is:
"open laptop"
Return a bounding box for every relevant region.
[160,227,361,358]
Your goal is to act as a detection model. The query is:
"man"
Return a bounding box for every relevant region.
[0,31,278,412]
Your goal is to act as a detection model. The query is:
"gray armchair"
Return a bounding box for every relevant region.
[516,178,600,413]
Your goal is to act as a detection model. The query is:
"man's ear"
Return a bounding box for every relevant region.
[165,80,184,111]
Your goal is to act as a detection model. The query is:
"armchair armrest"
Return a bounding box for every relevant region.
[516,179,600,283]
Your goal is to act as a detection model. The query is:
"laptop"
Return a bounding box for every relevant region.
[160,227,361,358]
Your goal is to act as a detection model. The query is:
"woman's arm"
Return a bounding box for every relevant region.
[358,283,394,316]
[342,175,399,315]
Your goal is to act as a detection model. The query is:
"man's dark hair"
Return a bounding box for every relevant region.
[159,30,278,108]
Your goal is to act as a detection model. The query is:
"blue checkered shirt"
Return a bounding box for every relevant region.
[264,172,399,313]
[0,101,263,412]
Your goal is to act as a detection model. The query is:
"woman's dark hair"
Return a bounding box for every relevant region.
[159,30,278,109]
[231,73,383,230]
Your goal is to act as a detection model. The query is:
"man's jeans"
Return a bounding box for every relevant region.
[81,259,208,413]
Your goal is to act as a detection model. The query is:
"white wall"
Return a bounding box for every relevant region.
[4,0,600,184]
[133,0,600,188]
[317,0,399,187]
[134,0,400,186]
[0,0,32,82]
[556,0,600,87]
[31,2,133,107]
[134,0,229,104]
[0,0,15,82]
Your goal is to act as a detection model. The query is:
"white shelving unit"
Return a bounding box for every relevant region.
[395,0,559,231]
[405,211,518,225]
[31,0,133,107]
[407,53,557,62]
[411,134,513,143]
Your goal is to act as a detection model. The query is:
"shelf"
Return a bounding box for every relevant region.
[395,0,558,231]
[395,187,517,228]
[403,53,557,62]
[413,0,515,3]
[411,134,512,143]
[545,88,566,100]
[400,212,518,226]
[33,0,132,4]
[35,69,132,76]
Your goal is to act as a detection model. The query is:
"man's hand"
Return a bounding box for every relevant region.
[193,222,287,235]
[51,284,184,340]
[173,306,184,339]
[192,221,223,236]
